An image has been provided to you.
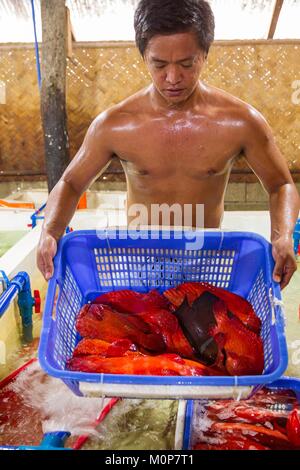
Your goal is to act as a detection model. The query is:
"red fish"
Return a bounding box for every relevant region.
[136,308,195,359]
[73,283,264,377]
[192,388,300,451]
[73,338,138,358]
[93,289,196,359]
[67,353,218,376]
[94,289,170,313]
[287,409,300,447]
[207,422,293,450]
[233,405,290,424]
[76,303,166,354]
[164,282,261,334]
[209,299,264,375]
[194,438,270,451]
[173,292,220,367]
[206,402,290,424]
[172,293,263,375]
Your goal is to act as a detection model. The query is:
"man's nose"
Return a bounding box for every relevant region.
[165,65,182,85]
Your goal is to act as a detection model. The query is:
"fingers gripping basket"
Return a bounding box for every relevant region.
[39,230,288,398]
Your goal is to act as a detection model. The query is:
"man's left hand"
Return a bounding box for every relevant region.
[272,236,297,290]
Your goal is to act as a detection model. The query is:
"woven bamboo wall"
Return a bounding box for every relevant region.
[0,42,299,182]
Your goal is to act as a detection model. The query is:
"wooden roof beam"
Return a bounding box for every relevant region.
[268,0,285,39]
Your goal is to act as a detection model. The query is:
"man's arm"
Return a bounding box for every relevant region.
[242,106,300,289]
[37,112,113,280]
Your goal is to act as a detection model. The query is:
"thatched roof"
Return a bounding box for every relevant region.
[0,0,299,43]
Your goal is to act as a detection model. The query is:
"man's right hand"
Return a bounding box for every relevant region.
[37,232,58,281]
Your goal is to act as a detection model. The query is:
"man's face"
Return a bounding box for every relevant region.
[144,32,206,105]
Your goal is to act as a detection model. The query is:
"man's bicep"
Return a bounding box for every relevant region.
[62,114,113,194]
[243,109,293,193]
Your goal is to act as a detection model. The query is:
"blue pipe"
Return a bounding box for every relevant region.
[0,272,33,342]
[0,273,26,319]
[30,0,42,89]
[293,219,300,255]
[29,204,71,233]
[0,285,18,318]
[0,431,71,450]
[30,203,47,229]
[17,272,34,342]
[41,432,71,449]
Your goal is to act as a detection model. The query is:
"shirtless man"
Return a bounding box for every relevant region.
[37,0,299,289]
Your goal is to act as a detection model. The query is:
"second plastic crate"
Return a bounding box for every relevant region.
[182,377,300,450]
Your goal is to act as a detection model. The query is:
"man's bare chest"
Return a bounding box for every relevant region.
[113,116,242,179]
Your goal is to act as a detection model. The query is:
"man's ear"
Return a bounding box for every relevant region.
[199,50,208,62]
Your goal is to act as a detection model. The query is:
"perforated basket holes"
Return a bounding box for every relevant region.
[247,270,273,373]
[52,284,60,321]
[93,247,235,289]
[53,266,83,368]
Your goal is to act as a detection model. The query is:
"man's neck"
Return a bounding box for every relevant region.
[149,81,206,114]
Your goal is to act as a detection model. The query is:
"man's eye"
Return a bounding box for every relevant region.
[181,63,193,68]
[155,64,166,69]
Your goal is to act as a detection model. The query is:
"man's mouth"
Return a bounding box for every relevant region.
[165,89,185,96]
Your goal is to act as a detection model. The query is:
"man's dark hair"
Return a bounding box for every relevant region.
[134,0,215,57]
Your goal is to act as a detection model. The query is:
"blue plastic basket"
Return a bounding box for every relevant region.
[182,377,300,450]
[38,229,288,398]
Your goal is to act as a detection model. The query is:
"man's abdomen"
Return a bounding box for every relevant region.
[125,176,227,229]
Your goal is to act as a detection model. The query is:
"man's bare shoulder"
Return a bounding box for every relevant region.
[204,83,269,137]
[96,87,150,131]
